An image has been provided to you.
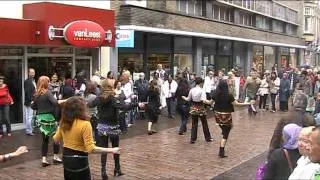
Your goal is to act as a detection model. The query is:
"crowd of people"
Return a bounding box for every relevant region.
[2,62,320,179]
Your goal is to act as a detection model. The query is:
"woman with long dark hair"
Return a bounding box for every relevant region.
[88,80,138,180]
[31,76,66,167]
[145,80,161,135]
[53,97,120,180]
[84,81,98,139]
[176,79,190,135]
[213,80,252,158]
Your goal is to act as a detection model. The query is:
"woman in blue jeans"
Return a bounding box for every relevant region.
[176,79,190,135]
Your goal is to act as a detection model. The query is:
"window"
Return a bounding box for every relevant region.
[239,11,253,26]
[273,3,286,20]
[256,15,271,30]
[305,17,312,32]
[177,0,202,16]
[286,9,298,23]
[305,7,312,15]
[286,24,297,35]
[273,20,285,33]
[255,0,271,16]
[212,4,234,22]
[213,4,219,19]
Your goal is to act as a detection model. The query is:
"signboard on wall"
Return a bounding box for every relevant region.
[116,30,135,48]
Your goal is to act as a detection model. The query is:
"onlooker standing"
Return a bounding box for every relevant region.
[279,73,291,111]
[162,74,178,119]
[134,72,148,103]
[203,71,216,101]
[60,79,75,100]
[188,73,196,88]
[24,68,36,136]
[155,64,166,81]
[0,76,13,138]
[314,73,320,97]
[75,71,86,97]
[106,71,116,88]
[121,71,135,127]
[176,79,190,135]
[263,124,302,180]
[269,72,280,112]
[84,82,98,139]
[227,72,236,97]
[258,74,269,111]
[49,73,60,100]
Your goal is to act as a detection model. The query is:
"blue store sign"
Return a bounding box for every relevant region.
[116,30,134,48]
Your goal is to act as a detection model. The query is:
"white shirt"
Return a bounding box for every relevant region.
[162,80,178,98]
[288,156,320,180]
[185,86,206,102]
[121,82,133,103]
[203,76,216,93]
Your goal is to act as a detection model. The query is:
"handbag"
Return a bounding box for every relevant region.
[256,161,268,180]
[283,149,293,172]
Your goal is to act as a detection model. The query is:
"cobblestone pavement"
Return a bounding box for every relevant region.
[0,108,288,180]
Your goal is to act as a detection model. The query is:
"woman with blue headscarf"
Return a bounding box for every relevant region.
[263,124,302,180]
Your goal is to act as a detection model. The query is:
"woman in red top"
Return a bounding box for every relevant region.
[0,76,13,138]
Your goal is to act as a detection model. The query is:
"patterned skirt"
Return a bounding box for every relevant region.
[214,111,233,126]
[96,123,121,137]
[36,113,57,136]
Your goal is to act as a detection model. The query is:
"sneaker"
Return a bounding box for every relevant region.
[7,133,11,137]
[127,124,133,128]
[270,110,276,113]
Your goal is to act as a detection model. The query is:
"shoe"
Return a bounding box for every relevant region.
[151,130,157,134]
[219,147,228,158]
[26,133,35,136]
[148,131,153,135]
[53,158,63,165]
[7,133,11,137]
[206,138,214,142]
[178,132,184,135]
[190,141,195,144]
[270,110,276,113]
[0,134,3,139]
[42,161,51,167]
[114,169,124,176]
[101,171,108,180]
[169,115,175,119]
[127,124,133,128]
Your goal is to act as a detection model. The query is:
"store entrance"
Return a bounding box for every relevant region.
[28,57,73,81]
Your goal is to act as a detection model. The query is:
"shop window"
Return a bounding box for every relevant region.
[233,42,246,75]
[0,46,23,56]
[147,34,170,53]
[264,46,275,71]
[218,40,232,56]
[174,37,192,54]
[174,54,193,73]
[118,53,143,74]
[252,45,264,75]
[147,54,170,76]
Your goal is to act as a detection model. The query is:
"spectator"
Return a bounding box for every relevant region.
[279,73,291,111]
[24,68,36,136]
[0,76,13,138]
[176,79,190,135]
[203,71,216,101]
[188,73,196,88]
[106,71,115,88]
[49,73,61,99]
[258,73,269,111]
[146,80,161,135]
[289,126,320,180]
[269,72,280,113]
[162,74,178,119]
[134,72,148,103]
[155,64,166,81]
[60,79,75,100]
[84,82,98,139]
[263,124,302,180]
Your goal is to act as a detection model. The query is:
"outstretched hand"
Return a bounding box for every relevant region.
[111,147,121,154]
[13,146,28,156]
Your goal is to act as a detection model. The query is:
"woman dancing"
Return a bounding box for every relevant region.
[88,80,138,180]
[146,80,162,135]
[182,77,213,144]
[53,97,120,180]
[31,76,67,167]
[212,80,253,158]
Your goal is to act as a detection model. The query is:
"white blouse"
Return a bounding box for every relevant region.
[185,86,207,102]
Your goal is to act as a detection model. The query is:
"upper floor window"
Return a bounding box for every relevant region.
[286,9,298,23]
[212,4,234,22]
[177,0,203,16]
[256,15,271,30]
[239,11,253,26]
[286,24,297,35]
[305,7,312,15]
[273,20,285,33]
[254,0,271,15]
[273,3,286,20]
[305,17,312,33]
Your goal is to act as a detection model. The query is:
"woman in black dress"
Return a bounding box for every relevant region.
[146,80,161,135]
[212,80,252,158]
[176,79,190,135]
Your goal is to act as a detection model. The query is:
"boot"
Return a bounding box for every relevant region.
[148,122,153,135]
[101,168,108,180]
[218,147,227,158]
[151,123,157,134]
[114,169,124,176]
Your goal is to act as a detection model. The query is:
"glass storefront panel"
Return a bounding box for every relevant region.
[118,53,143,74]
[147,34,171,53]
[233,42,246,76]
[174,54,193,74]
[289,48,297,68]
[218,40,232,55]
[75,58,91,81]
[174,37,192,53]
[264,46,275,71]
[28,57,73,81]
[0,59,23,124]
[280,47,290,67]
[147,54,170,77]
[252,45,264,75]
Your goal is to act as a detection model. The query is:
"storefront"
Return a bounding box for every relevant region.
[0,2,115,129]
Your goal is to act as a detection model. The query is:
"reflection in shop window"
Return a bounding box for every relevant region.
[147,54,170,77]
[174,54,193,74]
[118,53,143,74]
[264,46,275,71]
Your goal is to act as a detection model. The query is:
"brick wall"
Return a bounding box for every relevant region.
[118,5,305,46]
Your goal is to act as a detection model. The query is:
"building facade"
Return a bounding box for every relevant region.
[303,0,320,66]
[114,0,306,78]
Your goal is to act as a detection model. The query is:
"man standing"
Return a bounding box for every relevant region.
[279,73,291,112]
[24,68,36,136]
[134,73,148,119]
[307,127,320,179]
[162,74,178,119]
[155,64,166,81]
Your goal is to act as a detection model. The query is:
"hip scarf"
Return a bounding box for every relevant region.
[214,111,233,126]
[36,113,57,136]
[189,101,206,116]
[96,123,121,136]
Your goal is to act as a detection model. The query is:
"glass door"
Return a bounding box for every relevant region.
[0,58,23,124]
[75,57,92,81]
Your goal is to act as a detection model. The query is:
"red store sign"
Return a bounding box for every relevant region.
[48,20,113,48]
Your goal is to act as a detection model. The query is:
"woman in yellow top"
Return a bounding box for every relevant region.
[53,96,120,180]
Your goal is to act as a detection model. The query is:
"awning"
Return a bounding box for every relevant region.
[119,25,307,49]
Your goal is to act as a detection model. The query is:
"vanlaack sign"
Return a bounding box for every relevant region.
[63,20,106,48]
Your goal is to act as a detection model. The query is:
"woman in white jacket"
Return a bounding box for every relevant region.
[258,74,269,110]
[269,72,280,113]
[162,74,178,118]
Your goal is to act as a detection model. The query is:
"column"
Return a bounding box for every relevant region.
[193,37,202,76]
[246,43,252,76]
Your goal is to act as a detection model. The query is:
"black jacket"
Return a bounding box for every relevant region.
[134,79,149,102]
[24,78,35,106]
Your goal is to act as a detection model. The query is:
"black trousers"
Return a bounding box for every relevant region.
[42,133,60,157]
[270,93,277,111]
[190,115,212,142]
[63,148,90,180]
[97,134,120,171]
[259,95,268,109]
[219,125,232,139]
[280,101,288,111]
